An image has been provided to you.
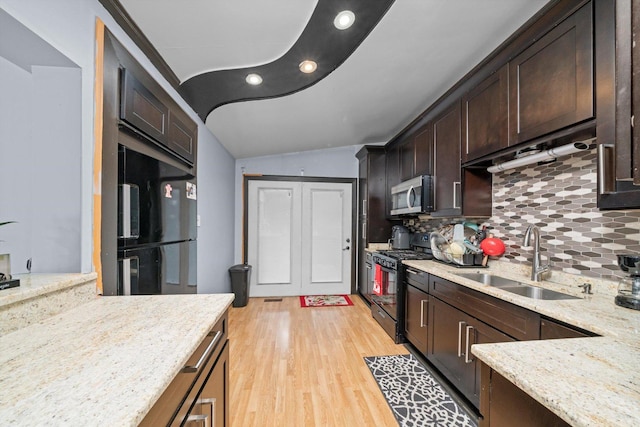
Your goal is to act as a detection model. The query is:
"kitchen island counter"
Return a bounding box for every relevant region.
[403,259,640,427]
[0,293,234,426]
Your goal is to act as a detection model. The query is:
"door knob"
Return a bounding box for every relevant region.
[343,246,350,251]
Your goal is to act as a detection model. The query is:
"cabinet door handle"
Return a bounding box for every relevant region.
[362,222,366,240]
[457,321,466,357]
[465,325,475,364]
[597,144,615,194]
[362,199,367,217]
[183,330,222,373]
[432,175,437,211]
[420,300,427,327]
[453,181,461,209]
[201,398,216,427]
[185,414,209,427]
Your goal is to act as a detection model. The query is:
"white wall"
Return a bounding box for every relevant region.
[0,0,236,293]
[233,145,364,263]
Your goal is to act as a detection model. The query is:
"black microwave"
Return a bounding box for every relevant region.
[390,175,434,216]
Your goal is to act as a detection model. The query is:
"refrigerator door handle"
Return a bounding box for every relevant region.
[119,183,140,239]
[122,258,131,295]
[120,257,138,295]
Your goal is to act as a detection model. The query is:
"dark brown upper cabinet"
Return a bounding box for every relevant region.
[385,144,401,218]
[357,146,391,242]
[414,126,434,177]
[597,0,640,209]
[120,67,198,166]
[462,65,509,163]
[509,2,594,145]
[400,140,415,181]
[120,68,170,145]
[168,111,197,164]
[432,102,462,217]
[400,126,434,181]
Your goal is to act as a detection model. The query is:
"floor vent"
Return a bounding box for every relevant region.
[264,298,283,302]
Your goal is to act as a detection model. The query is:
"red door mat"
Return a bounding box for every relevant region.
[300,295,354,307]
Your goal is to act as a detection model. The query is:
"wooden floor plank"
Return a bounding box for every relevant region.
[229,295,407,426]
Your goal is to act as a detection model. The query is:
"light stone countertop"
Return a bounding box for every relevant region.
[0,293,234,426]
[367,242,390,251]
[402,259,640,427]
[0,273,97,308]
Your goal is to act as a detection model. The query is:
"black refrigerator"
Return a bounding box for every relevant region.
[117,145,197,295]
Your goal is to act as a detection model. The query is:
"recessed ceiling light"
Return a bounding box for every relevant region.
[245,73,263,85]
[299,60,318,74]
[334,10,355,30]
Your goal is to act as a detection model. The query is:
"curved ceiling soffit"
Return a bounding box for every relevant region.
[179,0,395,122]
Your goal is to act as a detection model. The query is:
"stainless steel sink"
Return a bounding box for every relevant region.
[454,273,580,300]
[455,272,525,287]
[498,285,580,300]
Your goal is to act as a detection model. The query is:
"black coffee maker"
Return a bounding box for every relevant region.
[615,254,640,310]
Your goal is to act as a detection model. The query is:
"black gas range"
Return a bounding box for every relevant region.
[373,249,433,266]
[370,233,432,343]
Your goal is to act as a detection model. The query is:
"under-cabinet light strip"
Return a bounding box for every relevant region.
[487,139,595,173]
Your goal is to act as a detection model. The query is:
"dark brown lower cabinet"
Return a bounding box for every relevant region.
[480,364,570,427]
[141,310,229,426]
[404,283,429,355]
[540,317,594,339]
[184,341,229,426]
[428,297,514,408]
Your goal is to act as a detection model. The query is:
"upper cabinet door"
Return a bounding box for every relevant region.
[462,65,509,163]
[120,68,170,145]
[400,125,434,181]
[168,112,197,165]
[385,144,401,219]
[509,3,594,145]
[432,102,462,217]
[597,0,640,209]
[414,125,434,177]
[400,139,416,181]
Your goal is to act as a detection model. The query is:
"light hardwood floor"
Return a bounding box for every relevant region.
[228,295,407,426]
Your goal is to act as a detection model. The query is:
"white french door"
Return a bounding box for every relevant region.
[247,180,353,297]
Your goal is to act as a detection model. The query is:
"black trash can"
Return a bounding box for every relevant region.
[229,264,251,307]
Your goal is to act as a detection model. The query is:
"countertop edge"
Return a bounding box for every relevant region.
[0,272,98,308]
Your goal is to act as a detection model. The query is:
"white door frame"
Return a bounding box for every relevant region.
[243,175,357,295]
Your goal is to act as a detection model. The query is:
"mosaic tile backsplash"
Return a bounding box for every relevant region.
[406,148,640,281]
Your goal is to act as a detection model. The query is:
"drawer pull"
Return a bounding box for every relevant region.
[465,325,475,364]
[183,330,222,373]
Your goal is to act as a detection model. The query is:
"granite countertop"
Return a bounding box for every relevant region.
[0,273,97,308]
[402,259,640,427]
[0,293,234,426]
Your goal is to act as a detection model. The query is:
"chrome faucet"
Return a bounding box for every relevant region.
[523,225,550,282]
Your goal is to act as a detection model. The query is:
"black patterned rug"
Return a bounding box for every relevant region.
[364,354,477,427]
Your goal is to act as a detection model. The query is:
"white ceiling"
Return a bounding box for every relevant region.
[120,0,550,159]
